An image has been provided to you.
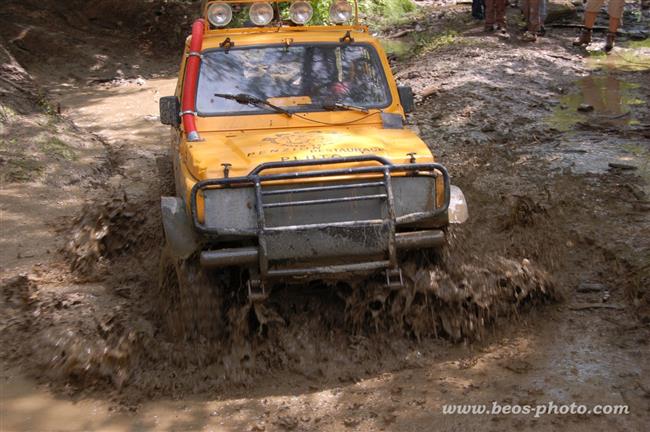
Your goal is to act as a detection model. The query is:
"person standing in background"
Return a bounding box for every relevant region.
[484,0,509,37]
[521,0,548,41]
[573,0,624,52]
[472,0,485,20]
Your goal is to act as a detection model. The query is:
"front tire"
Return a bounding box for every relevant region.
[157,245,224,341]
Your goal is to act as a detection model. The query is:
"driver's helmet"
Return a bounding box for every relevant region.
[331,81,351,97]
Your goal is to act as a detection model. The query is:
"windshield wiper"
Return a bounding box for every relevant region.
[322,101,370,114]
[213,93,292,118]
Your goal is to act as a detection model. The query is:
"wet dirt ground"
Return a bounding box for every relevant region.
[1,1,650,431]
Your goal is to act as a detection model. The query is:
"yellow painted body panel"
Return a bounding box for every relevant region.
[172,27,442,217]
[183,126,434,180]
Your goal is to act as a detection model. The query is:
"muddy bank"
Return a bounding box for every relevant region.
[0,0,199,59]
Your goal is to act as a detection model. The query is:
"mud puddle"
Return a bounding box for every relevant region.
[542,66,649,176]
[548,75,642,131]
[585,39,650,72]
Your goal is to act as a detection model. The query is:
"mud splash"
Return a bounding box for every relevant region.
[0,187,558,401]
[130,252,556,394]
[344,257,555,341]
[63,191,147,278]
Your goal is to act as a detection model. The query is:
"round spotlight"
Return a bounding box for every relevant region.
[249,2,274,26]
[329,0,352,24]
[289,1,313,25]
[207,3,233,27]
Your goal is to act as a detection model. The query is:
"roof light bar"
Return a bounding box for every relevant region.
[207,3,233,27]
[249,2,274,26]
[289,1,313,25]
[329,0,353,24]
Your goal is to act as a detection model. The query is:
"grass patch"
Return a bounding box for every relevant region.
[360,0,417,28]
[0,104,18,123]
[382,29,465,61]
[628,39,650,49]
[416,30,459,54]
[36,93,57,116]
[35,92,61,128]
[0,157,44,183]
[0,138,17,151]
[40,137,78,161]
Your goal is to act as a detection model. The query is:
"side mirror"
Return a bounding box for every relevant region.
[160,96,181,127]
[397,86,415,113]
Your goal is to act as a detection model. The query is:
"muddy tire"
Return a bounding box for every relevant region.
[157,246,224,341]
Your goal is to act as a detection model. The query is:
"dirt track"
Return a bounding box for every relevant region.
[1,1,650,431]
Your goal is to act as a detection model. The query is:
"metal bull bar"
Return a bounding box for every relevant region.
[190,155,451,278]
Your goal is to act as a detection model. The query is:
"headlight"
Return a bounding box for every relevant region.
[289,1,313,25]
[329,0,352,24]
[207,3,233,27]
[249,2,274,26]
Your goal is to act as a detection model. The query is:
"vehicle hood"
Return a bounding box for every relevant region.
[184,127,436,180]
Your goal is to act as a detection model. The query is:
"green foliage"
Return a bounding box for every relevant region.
[1,158,44,183]
[40,137,78,161]
[359,0,416,24]
[310,0,331,25]
[223,0,417,27]
[416,30,458,54]
[629,39,650,49]
[0,104,17,123]
[36,93,57,116]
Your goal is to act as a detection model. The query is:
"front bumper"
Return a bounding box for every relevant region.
[188,155,452,279]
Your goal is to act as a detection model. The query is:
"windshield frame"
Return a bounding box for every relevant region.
[194,42,394,117]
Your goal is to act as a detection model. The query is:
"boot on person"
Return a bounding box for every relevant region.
[573,10,597,46]
[604,17,620,52]
[604,32,616,52]
[522,31,538,42]
[573,27,592,46]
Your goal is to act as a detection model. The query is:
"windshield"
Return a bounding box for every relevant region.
[196,43,391,116]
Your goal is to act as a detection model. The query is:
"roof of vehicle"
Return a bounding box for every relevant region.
[196,26,375,50]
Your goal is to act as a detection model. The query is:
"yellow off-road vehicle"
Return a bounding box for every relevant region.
[159,0,468,303]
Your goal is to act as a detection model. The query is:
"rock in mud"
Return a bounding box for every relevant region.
[608,162,638,171]
[577,282,605,293]
[501,358,533,374]
[546,0,577,23]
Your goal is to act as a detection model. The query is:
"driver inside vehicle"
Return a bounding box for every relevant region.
[196,43,390,115]
[322,56,375,99]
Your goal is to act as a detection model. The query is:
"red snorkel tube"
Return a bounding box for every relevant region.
[181,19,205,142]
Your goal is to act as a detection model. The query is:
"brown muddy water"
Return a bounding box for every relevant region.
[547,75,642,131]
[541,43,650,177]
